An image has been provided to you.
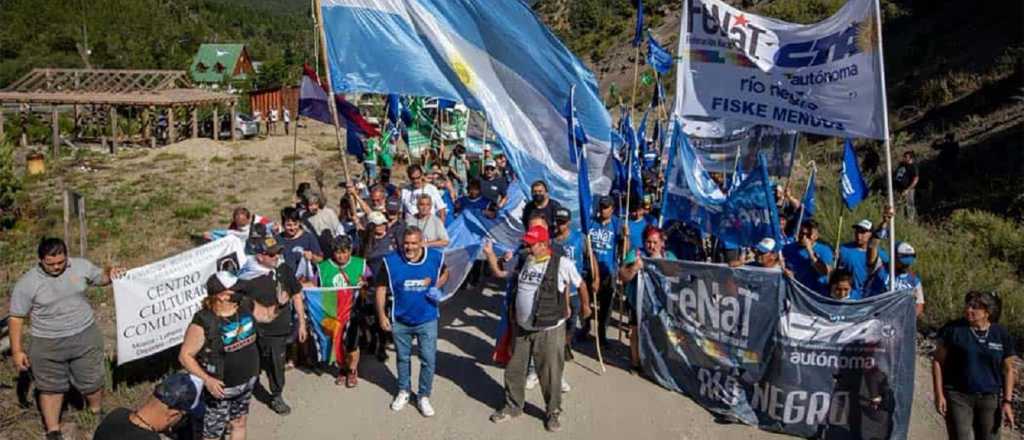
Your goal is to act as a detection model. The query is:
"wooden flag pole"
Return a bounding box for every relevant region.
[873,0,897,287]
[628,45,641,120]
[585,227,606,373]
[314,0,353,186]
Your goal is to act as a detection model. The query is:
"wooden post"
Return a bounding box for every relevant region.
[142,107,151,140]
[167,106,176,145]
[73,105,80,137]
[212,106,219,141]
[51,106,60,158]
[0,107,5,143]
[19,104,28,148]
[77,195,87,257]
[230,102,238,141]
[63,190,71,247]
[191,107,198,139]
[109,106,118,154]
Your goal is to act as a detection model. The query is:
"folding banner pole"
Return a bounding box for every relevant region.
[314,0,353,186]
[873,0,897,287]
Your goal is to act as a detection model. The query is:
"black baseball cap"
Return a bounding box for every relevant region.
[248,235,283,255]
[154,373,201,411]
[385,197,403,213]
[598,195,614,208]
[554,207,571,222]
[205,271,238,295]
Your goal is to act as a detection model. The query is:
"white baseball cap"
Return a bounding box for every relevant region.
[754,237,777,253]
[853,219,873,230]
[368,211,388,226]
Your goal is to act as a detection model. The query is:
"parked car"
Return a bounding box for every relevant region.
[200,113,259,139]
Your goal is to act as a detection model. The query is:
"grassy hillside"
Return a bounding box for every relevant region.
[0,0,313,87]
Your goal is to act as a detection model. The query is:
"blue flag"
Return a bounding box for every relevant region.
[320,0,614,225]
[567,85,593,235]
[659,120,719,233]
[346,126,365,158]
[387,94,401,124]
[841,138,868,209]
[801,168,817,218]
[714,153,783,248]
[650,75,665,109]
[632,0,644,48]
[646,31,674,74]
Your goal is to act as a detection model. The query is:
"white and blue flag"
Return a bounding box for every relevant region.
[320,0,613,220]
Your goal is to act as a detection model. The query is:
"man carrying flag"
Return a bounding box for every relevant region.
[308,236,369,388]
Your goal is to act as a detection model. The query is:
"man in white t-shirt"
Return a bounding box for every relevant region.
[482,225,582,433]
[400,164,446,223]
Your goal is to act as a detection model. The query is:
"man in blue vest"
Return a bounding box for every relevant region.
[374,226,449,418]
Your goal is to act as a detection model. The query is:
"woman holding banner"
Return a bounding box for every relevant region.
[932,291,1018,440]
[179,272,259,440]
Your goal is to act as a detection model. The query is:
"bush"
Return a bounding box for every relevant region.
[0,140,22,229]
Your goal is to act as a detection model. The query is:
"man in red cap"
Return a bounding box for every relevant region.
[482,224,582,432]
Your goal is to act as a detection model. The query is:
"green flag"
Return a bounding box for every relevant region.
[640,71,653,86]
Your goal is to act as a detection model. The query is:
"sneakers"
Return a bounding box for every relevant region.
[45,432,64,440]
[561,377,571,393]
[545,414,562,432]
[418,396,435,417]
[270,395,292,415]
[489,408,520,424]
[525,372,539,390]
[390,390,411,411]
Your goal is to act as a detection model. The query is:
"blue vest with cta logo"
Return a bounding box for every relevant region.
[383,248,445,325]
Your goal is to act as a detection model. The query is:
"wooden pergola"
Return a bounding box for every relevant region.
[0,68,239,154]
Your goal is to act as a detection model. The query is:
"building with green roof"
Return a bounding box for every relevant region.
[189,44,255,85]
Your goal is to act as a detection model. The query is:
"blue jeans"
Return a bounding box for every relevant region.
[392,319,438,397]
[363,161,378,182]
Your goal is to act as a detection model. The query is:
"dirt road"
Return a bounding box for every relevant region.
[246,281,952,440]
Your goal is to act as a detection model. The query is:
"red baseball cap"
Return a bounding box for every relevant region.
[522,225,550,245]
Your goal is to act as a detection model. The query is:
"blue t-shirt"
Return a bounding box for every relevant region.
[939,319,1016,394]
[782,241,834,295]
[377,249,445,326]
[588,218,621,278]
[837,243,889,291]
[455,195,489,213]
[553,231,586,296]
[275,231,323,271]
[627,216,654,251]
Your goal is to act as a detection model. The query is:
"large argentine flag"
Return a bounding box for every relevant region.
[320,0,613,216]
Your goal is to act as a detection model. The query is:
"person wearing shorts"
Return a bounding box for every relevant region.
[8,238,121,440]
[179,272,260,440]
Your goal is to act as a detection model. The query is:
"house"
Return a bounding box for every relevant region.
[189,44,255,86]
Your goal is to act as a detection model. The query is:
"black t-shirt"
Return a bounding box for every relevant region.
[477,176,508,204]
[522,199,563,228]
[236,264,302,336]
[191,304,260,387]
[894,162,918,191]
[93,408,160,440]
[939,319,1017,394]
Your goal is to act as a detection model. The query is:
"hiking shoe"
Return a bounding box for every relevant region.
[270,395,292,415]
[390,390,410,411]
[545,414,562,432]
[45,432,64,440]
[561,377,571,393]
[525,372,539,390]
[489,408,520,424]
[418,396,435,417]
